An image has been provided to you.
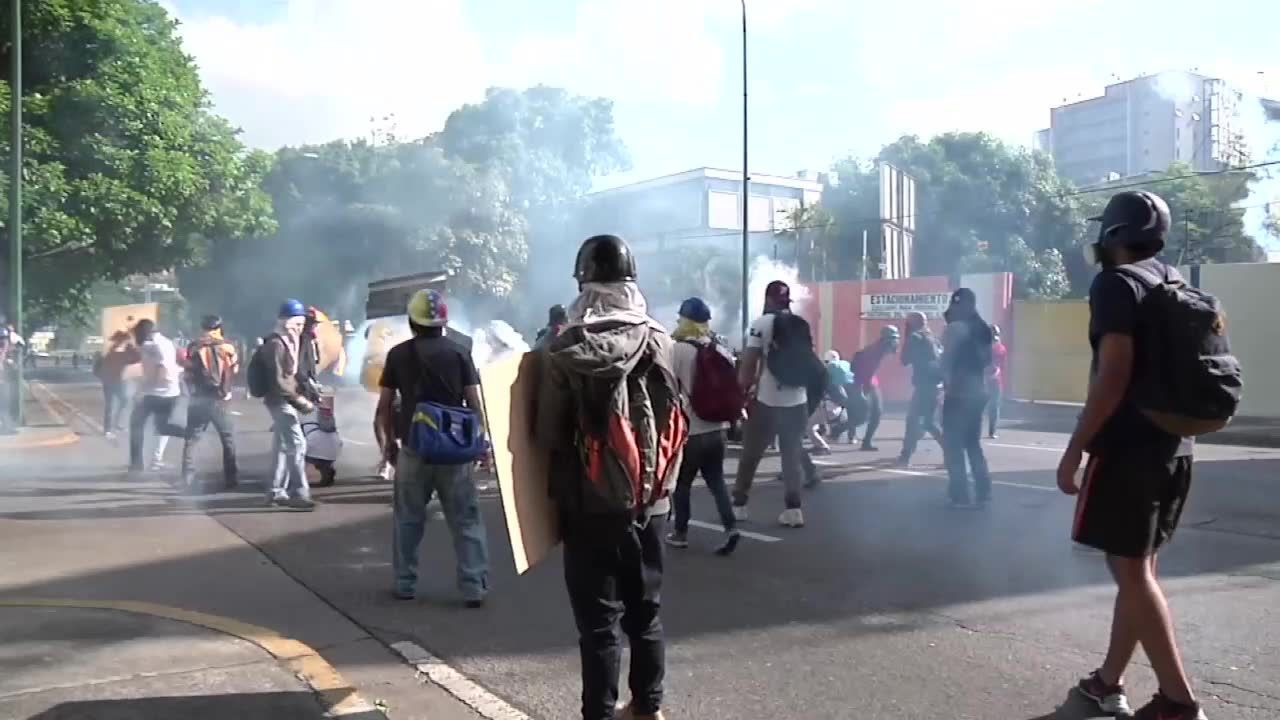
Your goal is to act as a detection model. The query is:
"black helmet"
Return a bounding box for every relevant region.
[1090,191,1170,250]
[200,314,223,332]
[574,234,636,284]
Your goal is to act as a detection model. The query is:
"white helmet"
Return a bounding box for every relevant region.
[823,349,840,363]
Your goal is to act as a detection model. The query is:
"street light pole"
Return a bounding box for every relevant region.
[8,0,23,427]
[739,0,749,347]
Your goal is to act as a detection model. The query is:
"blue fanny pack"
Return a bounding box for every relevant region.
[408,400,488,465]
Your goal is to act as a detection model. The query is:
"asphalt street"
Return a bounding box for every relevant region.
[8,377,1280,720]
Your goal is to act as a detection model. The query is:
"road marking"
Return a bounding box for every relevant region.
[855,464,1055,493]
[0,598,380,717]
[687,519,782,542]
[989,441,1064,453]
[343,438,373,446]
[390,640,530,720]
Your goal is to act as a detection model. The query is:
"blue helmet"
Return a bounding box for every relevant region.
[678,297,712,323]
[278,298,306,319]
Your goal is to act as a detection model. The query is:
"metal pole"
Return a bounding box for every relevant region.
[739,0,749,347]
[8,0,23,427]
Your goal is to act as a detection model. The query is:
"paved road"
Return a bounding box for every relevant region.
[16,380,1280,719]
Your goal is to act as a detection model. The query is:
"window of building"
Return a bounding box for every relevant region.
[707,191,740,230]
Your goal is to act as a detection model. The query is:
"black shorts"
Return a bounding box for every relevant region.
[1072,454,1193,558]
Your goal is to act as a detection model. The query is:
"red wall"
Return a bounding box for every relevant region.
[801,273,1013,403]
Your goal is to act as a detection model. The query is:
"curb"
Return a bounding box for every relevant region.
[29,381,99,435]
[0,598,384,718]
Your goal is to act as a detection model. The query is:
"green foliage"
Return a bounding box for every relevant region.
[1076,163,1265,267]
[0,0,275,325]
[824,133,1083,298]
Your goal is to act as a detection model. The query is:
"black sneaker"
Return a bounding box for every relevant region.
[860,443,878,452]
[664,532,689,549]
[1132,693,1206,720]
[714,530,741,557]
[464,598,486,609]
[1074,670,1132,717]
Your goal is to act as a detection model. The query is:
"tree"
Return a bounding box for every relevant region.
[778,205,839,282]
[0,0,275,325]
[1077,163,1266,267]
[824,133,1084,298]
[435,86,630,212]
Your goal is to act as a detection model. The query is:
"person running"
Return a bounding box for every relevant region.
[898,311,944,466]
[1059,191,1207,720]
[666,296,741,556]
[847,326,900,451]
[733,280,821,528]
[181,315,240,492]
[128,319,186,473]
[96,331,138,439]
[939,289,993,507]
[535,234,685,720]
[376,288,490,606]
[987,324,1008,438]
[259,300,316,510]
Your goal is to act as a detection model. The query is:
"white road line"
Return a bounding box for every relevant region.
[389,641,530,720]
[854,464,1055,493]
[687,519,782,543]
[989,441,1064,453]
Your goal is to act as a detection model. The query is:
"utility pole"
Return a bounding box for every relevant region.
[8,0,23,427]
[739,0,750,347]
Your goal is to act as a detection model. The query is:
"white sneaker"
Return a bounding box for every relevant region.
[778,508,805,528]
[148,461,168,472]
[732,505,749,522]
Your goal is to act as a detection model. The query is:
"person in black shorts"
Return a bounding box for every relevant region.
[1056,190,1206,720]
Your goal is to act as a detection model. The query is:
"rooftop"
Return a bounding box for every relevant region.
[589,167,824,199]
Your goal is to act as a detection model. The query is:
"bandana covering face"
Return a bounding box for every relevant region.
[672,317,710,341]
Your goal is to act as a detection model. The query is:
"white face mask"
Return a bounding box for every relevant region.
[1082,243,1101,266]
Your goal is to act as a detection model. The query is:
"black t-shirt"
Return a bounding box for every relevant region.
[379,334,480,443]
[1087,258,1193,460]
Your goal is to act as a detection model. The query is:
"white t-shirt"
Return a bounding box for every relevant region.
[670,337,732,436]
[747,313,807,408]
[140,334,182,398]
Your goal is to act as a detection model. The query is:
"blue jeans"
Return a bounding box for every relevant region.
[672,431,735,534]
[267,403,308,500]
[102,381,131,433]
[942,393,991,503]
[393,448,489,601]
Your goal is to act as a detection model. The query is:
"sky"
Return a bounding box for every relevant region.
[166,0,1279,189]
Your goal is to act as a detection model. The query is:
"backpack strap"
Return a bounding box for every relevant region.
[1116,263,1179,289]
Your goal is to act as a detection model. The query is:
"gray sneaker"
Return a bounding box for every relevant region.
[285,496,316,511]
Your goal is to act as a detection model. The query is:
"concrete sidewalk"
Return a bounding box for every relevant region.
[0,383,79,451]
[0,430,481,719]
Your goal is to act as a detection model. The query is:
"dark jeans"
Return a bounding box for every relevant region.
[129,395,186,469]
[563,512,665,720]
[672,431,736,534]
[733,400,808,509]
[942,393,991,503]
[856,385,884,447]
[900,384,943,462]
[182,395,238,483]
[102,382,130,433]
[987,383,1003,436]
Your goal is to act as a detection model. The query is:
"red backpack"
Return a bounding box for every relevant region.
[685,339,746,423]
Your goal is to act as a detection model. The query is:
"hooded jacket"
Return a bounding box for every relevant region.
[534,282,685,518]
[186,330,239,398]
[261,325,310,411]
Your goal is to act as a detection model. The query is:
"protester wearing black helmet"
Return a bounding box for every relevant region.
[535,234,683,720]
[1058,191,1206,720]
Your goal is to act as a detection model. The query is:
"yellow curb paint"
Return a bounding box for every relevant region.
[0,598,378,717]
[0,431,80,450]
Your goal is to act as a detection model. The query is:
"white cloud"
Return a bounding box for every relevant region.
[173,0,489,148]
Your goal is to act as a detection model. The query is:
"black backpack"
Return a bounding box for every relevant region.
[766,314,827,411]
[1116,264,1242,436]
[247,335,278,399]
[955,319,994,377]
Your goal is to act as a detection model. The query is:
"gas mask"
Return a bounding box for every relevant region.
[1083,241,1117,268]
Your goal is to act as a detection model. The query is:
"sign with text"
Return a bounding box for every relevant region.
[861,292,950,319]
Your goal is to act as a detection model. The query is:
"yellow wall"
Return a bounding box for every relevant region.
[1012,262,1280,417]
[1011,300,1090,403]
[1198,263,1279,418]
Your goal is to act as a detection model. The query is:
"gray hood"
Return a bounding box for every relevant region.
[552,282,667,378]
